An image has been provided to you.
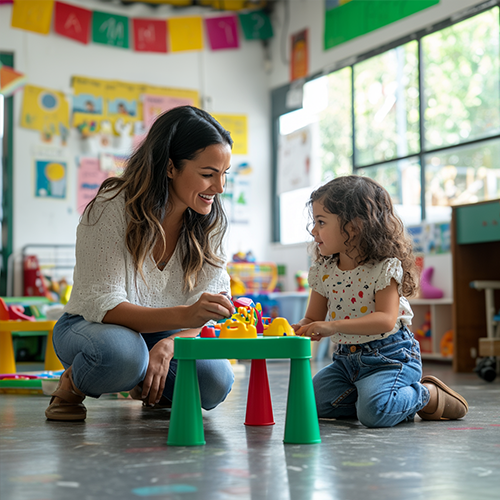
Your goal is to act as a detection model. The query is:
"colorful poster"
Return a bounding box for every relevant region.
[132,18,168,53]
[34,159,67,199]
[11,0,54,35]
[21,84,70,137]
[72,76,105,132]
[54,1,92,44]
[143,94,194,129]
[92,10,129,48]
[238,10,273,40]
[77,157,108,214]
[169,16,203,52]
[212,114,247,155]
[105,80,140,130]
[290,29,308,82]
[205,15,239,50]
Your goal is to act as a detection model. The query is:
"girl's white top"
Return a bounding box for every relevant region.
[309,257,413,344]
[64,191,231,324]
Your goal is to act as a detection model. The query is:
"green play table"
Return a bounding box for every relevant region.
[167,336,321,446]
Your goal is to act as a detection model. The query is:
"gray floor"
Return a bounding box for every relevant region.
[1,359,499,500]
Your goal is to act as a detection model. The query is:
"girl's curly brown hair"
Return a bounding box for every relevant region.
[307,175,419,298]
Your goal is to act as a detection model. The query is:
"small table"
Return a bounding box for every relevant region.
[167,336,321,446]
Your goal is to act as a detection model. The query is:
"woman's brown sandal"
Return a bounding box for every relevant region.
[45,366,87,421]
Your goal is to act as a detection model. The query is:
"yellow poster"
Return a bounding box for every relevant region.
[72,76,106,134]
[169,17,204,52]
[11,0,54,35]
[212,114,248,155]
[21,85,69,137]
[104,80,141,132]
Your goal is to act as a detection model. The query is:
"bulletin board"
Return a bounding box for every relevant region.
[324,0,440,50]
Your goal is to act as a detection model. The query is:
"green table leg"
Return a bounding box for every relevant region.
[167,359,206,446]
[284,358,321,444]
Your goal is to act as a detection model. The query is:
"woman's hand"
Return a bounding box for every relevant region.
[141,337,175,405]
[295,321,337,341]
[186,292,235,327]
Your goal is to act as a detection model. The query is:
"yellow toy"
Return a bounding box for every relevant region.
[219,320,257,339]
[263,317,295,337]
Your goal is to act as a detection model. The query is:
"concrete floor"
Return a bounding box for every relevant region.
[1,359,499,500]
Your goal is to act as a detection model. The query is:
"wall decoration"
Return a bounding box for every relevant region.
[0,62,27,96]
[212,114,248,155]
[168,16,204,52]
[92,10,130,48]
[238,10,273,40]
[54,1,92,44]
[72,76,105,131]
[290,28,308,82]
[21,84,69,138]
[324,0,440,50]
[143,94,194,129]
[34,159,67,199]
[205,15,239,50]
[11,0,54,35]
[132,18,168,53]
[76,157,108,214]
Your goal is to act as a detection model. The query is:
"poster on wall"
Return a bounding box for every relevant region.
[212,114,248,155]
[76,157,108,214]
[290,29,308,82]
[21,84,70,139]
[324,0,440,50]
[277,124,313,195]
[72,76,105,133]
[34,159,67,199]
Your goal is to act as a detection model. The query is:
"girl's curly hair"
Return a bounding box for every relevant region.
[307,175,419,297]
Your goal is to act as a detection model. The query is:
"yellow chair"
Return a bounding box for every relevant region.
[0,320,63,373]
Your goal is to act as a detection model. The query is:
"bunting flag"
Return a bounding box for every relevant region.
[238,10,273,40]
[11,0,54,35]
[0,63,27,96]
[169,16,203,52]
[92,10,130,49]
[205,15,239,50]
[54,1,92,44]
[132,18,168,53]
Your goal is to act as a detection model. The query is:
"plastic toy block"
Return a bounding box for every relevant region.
[263,317,295,336]
[233,297,255,308]
[219,320,257,338]
[200,326,216,338]
[245,359,274,426]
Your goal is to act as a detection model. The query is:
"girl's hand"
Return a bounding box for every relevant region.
[141,337,175,405]
[295,321,336,341]
[291,318,313,333]
[187,292,235,327]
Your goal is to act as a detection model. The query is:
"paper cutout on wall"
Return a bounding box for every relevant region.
[35,159,67,199]
[72,76,105,131]
[77,157,108,214]
[54,1,92,44]
[277,125,313,195]
[143,94,194,129]
[11,0,54,35]
[290,29,308,81]
[212,114,248,155]
[132,18,168,52]
[205,15,239,50]
[21,84,70,137]
[0,63,27,96]
[105,80,140,131]
[238,10,273,40]
[92,10,130,48]
[169,16,203,52]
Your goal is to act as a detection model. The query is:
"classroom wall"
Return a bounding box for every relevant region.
[0,0,272,289]
[265,0,485,291]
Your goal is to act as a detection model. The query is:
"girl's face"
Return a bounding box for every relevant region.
[167,143,231,216]
[311,201,352,257]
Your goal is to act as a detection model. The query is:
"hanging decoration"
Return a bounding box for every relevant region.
[0,62,27,96]
[290,28,308,82]
[9,0,273,52]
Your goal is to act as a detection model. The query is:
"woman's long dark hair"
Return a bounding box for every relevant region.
[84,105,233,291]
[307,175,419,297]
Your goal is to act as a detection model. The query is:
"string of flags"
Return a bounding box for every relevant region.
[8,0,274,53]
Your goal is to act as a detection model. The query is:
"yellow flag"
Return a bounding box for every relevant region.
[169,17,204,52]
[212,114,248,155]
[11,0,55,35]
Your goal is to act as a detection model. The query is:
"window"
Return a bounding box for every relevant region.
[275,6,500,244]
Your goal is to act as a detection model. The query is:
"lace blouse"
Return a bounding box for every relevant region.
[308,257,413,344]
[64,191,230,324]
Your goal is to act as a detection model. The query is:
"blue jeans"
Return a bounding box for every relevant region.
[313,328,430,428]
[52,313,234,410]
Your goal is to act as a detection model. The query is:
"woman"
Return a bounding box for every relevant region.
[46,106,236,421]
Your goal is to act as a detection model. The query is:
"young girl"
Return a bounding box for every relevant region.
[293,175,468,428]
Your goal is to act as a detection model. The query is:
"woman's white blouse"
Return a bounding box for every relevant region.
[64,191,231,324]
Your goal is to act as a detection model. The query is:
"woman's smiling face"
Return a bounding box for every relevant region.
[167,143,231,215]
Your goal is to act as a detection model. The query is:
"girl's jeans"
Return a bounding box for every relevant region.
[313,328,430,428]
[53,313,234,410]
